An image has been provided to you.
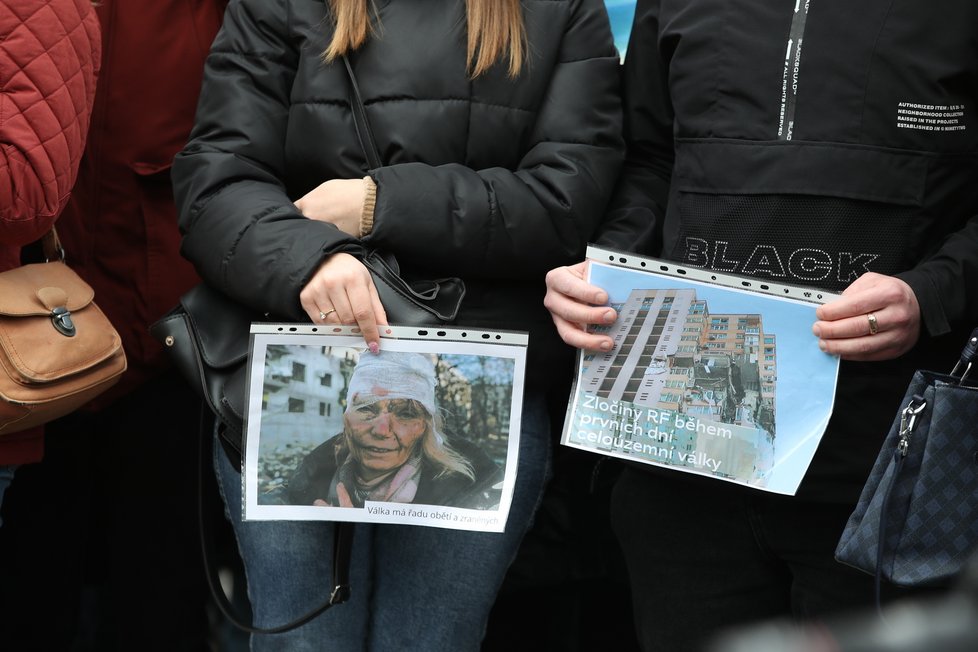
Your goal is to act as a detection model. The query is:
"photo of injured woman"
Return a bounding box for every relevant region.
[288,350,502,509]
[243,328,526,532]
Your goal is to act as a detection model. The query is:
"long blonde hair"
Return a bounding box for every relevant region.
[323,0,526,78]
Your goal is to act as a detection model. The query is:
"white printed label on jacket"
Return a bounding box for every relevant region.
[896,102,967,132]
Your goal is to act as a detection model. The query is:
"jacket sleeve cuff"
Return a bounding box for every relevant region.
[897,269,951,337]
[359,176,377,238]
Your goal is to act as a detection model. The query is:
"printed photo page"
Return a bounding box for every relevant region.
[242,324,528,533]
[562,246,842,495]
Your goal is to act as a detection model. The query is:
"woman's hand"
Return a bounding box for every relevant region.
[294,178,366,237]
[300,253,388,351]
[812,272,921,361]
[543,262,619,351]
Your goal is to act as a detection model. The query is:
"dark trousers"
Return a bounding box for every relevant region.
[0,371,211,652]
[610,467,932,652]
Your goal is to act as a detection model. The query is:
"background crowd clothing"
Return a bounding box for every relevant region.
[593,0,977,647]
[0,0,100,467]
[611,468,911,652]
[0,0,227,649]
[0,372,210,651]
[484,449,640,652]
[55,0,227,396]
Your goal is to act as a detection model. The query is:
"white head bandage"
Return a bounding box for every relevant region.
[345,351,437,416]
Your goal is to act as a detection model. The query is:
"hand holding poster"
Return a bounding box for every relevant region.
[242,324,527,532]
[562,247,841,495]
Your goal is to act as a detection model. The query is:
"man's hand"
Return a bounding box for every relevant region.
[813,272,920,361]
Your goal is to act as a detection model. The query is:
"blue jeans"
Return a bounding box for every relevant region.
[0,465,15,527]
[214,394,551,651]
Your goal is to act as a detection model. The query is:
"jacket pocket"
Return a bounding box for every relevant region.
[667,139,929,292]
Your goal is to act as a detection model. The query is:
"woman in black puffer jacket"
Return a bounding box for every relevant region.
[173,0,622,649]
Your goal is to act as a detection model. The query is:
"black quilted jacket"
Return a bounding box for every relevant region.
[172,0,624,387]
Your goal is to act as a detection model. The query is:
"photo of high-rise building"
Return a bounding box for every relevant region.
[574,288,778,484]
[565,257,839,495]
[582,288,776,435]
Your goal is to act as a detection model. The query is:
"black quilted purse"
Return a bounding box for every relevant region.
[836,328,978,599]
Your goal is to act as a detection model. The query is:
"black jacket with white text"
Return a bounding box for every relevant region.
[599,0,978,501]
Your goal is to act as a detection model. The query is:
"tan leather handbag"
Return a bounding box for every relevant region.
[0,229,127,434]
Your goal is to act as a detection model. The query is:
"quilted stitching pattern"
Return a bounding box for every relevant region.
[837,371,978,586]
[0,0,99,242]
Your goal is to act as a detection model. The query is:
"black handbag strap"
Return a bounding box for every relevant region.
[198,405,353,634]
[342,55,382,170]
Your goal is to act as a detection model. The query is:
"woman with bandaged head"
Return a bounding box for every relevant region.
[288,351,501,509]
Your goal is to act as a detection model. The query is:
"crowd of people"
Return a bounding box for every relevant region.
[1,0,975,650]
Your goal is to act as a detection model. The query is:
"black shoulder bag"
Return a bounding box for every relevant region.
[149,54,466,635]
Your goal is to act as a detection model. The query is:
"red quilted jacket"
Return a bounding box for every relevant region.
[0,0,100,464]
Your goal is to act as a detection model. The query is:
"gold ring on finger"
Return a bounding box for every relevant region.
[867,313,879,335]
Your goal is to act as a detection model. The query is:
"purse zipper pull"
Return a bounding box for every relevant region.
[897,396,927,458]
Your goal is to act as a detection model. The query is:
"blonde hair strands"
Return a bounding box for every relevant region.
[324,0,526,78]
